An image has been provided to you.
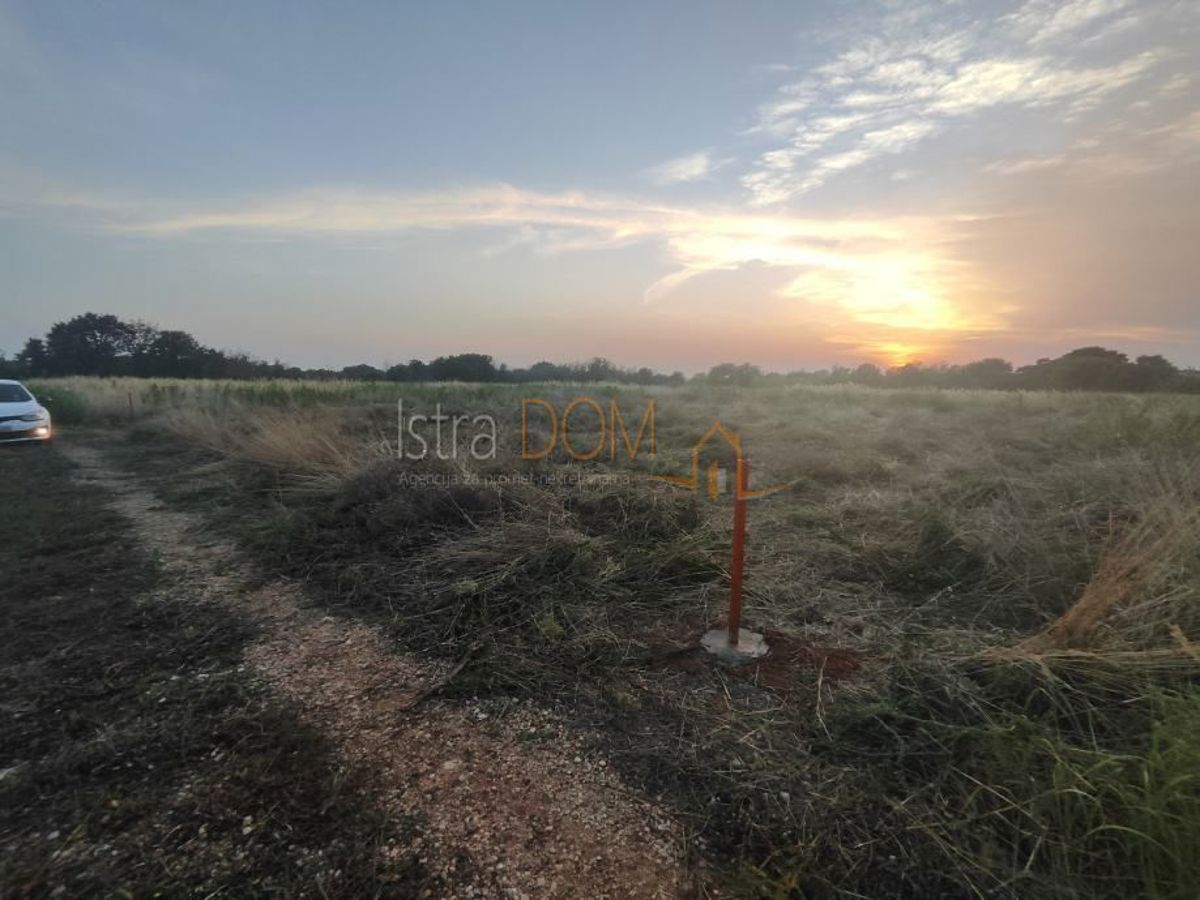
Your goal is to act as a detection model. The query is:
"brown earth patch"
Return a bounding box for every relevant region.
[647,619,863,694]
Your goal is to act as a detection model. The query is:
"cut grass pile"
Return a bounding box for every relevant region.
[43,376,1200,897]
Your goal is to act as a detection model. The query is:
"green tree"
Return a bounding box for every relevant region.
[427,353,497,382]
[707,362,763,386]
[341,363,385,381]
[1133,354,1178,391]
[44,313,144,375]
[137,330,204,376]
[958,358,1013,388]
[15,338,48,376]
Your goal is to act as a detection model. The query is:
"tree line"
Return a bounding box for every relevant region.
[2,313,1198,393]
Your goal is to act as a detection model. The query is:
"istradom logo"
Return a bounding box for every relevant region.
[519,398,656,462]
[654,421,792,500]
[396,396,656,463]
[396,397,789,500]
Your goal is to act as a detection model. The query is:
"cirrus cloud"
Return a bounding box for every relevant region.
[644,150,730,185]
[740,0,1176,205]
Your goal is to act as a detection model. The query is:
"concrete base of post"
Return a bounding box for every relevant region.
[700,628,769,664]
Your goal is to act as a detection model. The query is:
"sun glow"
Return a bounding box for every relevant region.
[781,252,981,333]
[108,183,1010,363]
[873,341,927,368]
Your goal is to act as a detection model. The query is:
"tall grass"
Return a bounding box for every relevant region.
[52,374,1200,897]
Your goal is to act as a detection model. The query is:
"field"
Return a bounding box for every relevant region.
[5,376,1200,898]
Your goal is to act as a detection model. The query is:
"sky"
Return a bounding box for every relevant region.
[1,0,1198,372]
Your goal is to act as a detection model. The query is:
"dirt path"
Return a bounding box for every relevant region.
[59,442,691,899]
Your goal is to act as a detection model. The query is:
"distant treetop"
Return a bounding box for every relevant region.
[2,312,1196,394]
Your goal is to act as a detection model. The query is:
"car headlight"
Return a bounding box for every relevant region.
[19,408,49,422]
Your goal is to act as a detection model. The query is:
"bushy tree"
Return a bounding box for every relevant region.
[526,360,568,382]
[957,358,1013,388]
[584,357,619,382]
[15,338,48,376]
[1017,347,1178,392]
[706,362,763,386]
[426,353,497,382]
[135,330,205,377]
[1132,354,1178,391]
[341,364,385,381]
[851,362,883,385]
[45,313,145,375]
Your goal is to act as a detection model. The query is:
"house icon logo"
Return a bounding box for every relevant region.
[653,421,791,500]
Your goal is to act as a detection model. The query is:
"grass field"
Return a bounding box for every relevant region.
[9,376,1200,897]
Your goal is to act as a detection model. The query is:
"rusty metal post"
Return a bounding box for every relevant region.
[728,456,748,647]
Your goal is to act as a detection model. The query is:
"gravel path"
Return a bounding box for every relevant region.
[60,441,691,899]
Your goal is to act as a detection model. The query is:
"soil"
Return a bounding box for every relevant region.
[648,618,863,693]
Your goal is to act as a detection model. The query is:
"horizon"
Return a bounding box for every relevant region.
[11,310,1199,384]
[12,309,1200,378]
[2,1,1199,370]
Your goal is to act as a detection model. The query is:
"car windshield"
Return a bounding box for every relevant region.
[0,384,33,403]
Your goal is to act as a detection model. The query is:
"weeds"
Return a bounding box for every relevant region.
[43,376,1200,897]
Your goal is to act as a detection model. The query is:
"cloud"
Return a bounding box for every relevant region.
[644,150,727,185]
[7,174,1001,343]
[983,154,1067,176]
[745,118,938,202]
[1160,72,1192,96]
[738,0,1176,204]
[750,80,820,136]
[1004,0,1132,45]
[928,51,1163,115]
[1148,109,1200,148]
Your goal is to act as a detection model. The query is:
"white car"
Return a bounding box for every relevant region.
[0,380,53,444]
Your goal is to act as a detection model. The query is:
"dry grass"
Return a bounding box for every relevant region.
[157,403,387,488]
[35,375,1200,897]
[985,465,1200,671]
